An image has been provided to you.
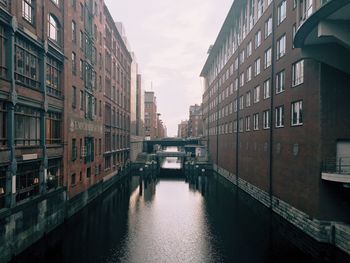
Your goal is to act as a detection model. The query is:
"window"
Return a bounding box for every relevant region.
[253,113,259,130]
[264,48,272,69]
[47,158,62,190]
[233,120,237,132]
[257,0,263,18]
[277,35,286,59]
[72,20,76,43]
[240,73,244,87]
[84,137,94,164]
[0,167,6,209]
[263,110,270,129]
[263,79,271,99]
[0,102,6,147]
[275,106,284,127]
[72,86,76,108]
[292,24,297,48]
[239,96,244,110]
[15,36,39,89]
[72,138,77,161]
[22,0,35,24]
[245,116,251,131]
[80,31,84,50]
[240,50,245,64]
[254,58,261,76]
[291,101,303,126]
[239,118,244,132]
[304,0,313,18]
[234,99,238,112]
[265,17,272,38]
[246,91,251,107]
[247,41,252,57]
[46,56,62,97]
[234,78,238,91]
[80,90,84,110]
[105,156,111,170]
[246,66,252,82]
[255,30,261,49]
[15,105,40,146]
[16,162,40,202]
[72,52,76,75]
[79,59,84,79]
[234,57,239,70]
[71,173,76,186]
[276,70,285,94]
[80,3,84,21]
[254,86,260,103]
[45,112,61,144]
[48,15,59,43]
[0,25,6,78]
[292,60,304,86]
[277,0,287,25]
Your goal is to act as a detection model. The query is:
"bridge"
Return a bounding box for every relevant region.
[156,151,186,158]
[143,138,200,153]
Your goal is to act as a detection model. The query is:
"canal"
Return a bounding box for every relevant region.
[11,172,350,262]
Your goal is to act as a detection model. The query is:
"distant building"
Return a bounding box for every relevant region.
[144,91,158,139]
[129,53,144,161]
[157,115,167,139]
[188,104,203,138]
[178,120,189,138]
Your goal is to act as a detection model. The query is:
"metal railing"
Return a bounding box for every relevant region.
[323,157,350,175]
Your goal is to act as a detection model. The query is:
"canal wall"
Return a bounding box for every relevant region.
[0,169,131,263]
[213,164,350,256]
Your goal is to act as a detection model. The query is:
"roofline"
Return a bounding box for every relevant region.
[200,0,242,77]
[103,4,133,61]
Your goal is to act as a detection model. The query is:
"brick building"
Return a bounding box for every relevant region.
[144,91,157,139]
[0,0,132,207]
[200,0,350,253]
[188,104,203,138]
[157,116,167,139]
[177,120,188,138]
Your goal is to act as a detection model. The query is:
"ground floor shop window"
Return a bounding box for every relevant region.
[16,162,40,202]
[47,158,62,190]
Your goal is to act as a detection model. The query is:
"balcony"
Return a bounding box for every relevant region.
[294,0,350,74]
[322,157,350,185]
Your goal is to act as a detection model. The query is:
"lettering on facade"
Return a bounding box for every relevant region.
[22,154,38,161]
[69,119,103,133]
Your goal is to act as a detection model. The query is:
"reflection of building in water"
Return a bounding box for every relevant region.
[143,179,156,202]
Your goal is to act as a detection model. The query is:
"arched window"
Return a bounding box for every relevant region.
[48,14,59,42]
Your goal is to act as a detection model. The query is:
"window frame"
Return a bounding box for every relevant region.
[291,100,303,126]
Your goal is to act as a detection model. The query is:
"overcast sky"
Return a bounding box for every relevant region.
[105,0,233,136]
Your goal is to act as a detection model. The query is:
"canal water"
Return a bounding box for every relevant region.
[11,172,350,262]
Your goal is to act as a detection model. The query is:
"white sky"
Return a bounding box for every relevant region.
[105,0,233,136]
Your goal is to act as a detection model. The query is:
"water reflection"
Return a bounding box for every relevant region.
[10,173,350,263]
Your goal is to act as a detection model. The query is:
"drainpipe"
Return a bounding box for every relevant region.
[268,0,277,208]
[235,44,241,187]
